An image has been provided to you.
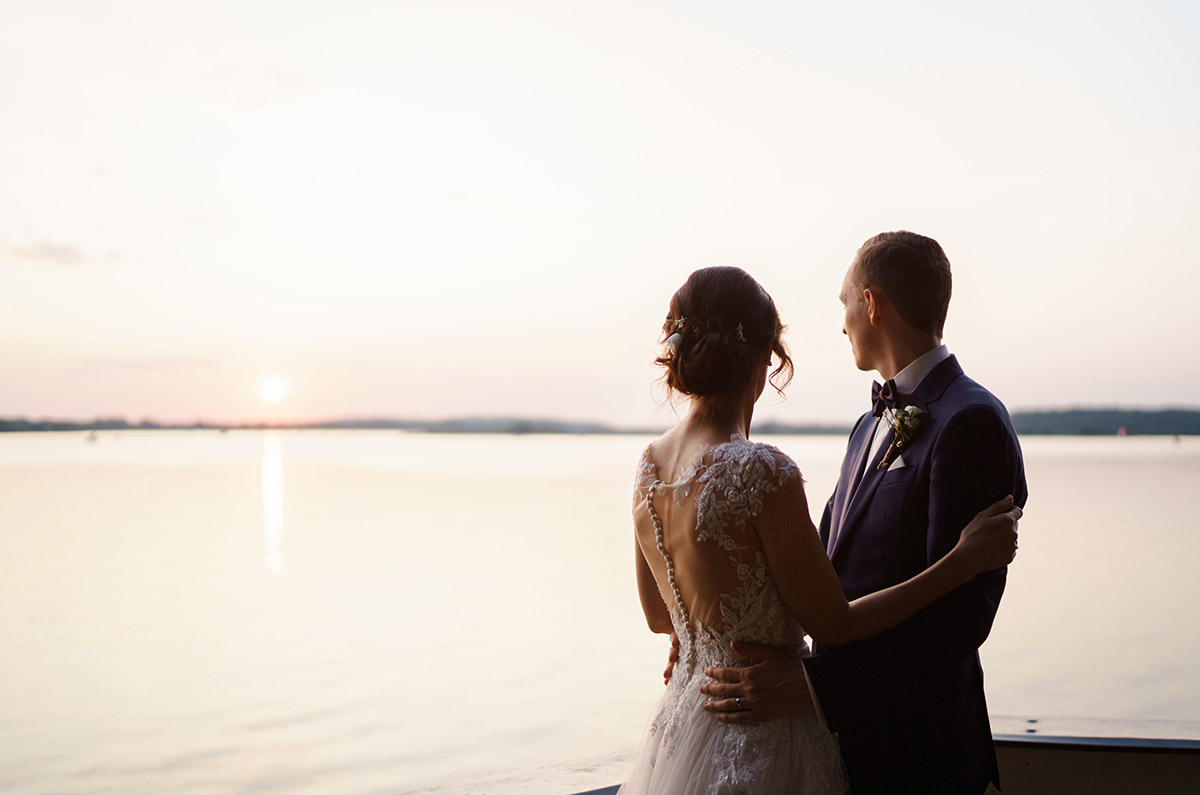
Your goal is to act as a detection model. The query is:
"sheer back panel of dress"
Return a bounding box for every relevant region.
[633,436,810,669]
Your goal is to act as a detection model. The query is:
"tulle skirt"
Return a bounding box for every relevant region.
[618,671,849,795]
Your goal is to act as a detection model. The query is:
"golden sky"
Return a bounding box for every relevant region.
[3,0,1198,426]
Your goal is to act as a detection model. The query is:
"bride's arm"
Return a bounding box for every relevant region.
[753,466,1018,648]
[636,536,674,635]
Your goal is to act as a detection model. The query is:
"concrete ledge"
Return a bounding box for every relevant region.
[399,750,633,795]
[990,715,1200,793]
[995,739,1200,793]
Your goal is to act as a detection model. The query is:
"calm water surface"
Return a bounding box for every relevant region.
[1,431,1197,794]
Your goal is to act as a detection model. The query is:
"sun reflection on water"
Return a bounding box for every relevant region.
[262,433,284,573]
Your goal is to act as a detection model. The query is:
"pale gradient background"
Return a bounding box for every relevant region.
[3,1,1198,426]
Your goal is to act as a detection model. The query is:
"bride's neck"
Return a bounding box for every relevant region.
[685,395,755,440]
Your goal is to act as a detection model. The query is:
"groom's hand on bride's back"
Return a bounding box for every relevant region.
[699,642,812,724]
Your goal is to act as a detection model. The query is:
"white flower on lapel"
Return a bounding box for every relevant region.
[877,405,930,471]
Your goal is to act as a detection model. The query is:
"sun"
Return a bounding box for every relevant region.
[261,377,286,404]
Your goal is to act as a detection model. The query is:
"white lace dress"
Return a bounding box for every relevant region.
[620,436,849,795]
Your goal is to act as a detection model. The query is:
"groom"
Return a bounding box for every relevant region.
[701,231,1027,793]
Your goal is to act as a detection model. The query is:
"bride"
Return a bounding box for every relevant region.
[620,267,1019,794]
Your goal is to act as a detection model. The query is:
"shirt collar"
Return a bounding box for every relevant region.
[891,344,950,397]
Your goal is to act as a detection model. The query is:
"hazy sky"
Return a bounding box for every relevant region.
[3,0,1198,426]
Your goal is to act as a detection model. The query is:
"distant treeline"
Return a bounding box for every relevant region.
[750,421,856,435]
[1009,409,1200,436]
[0,416,619,435]
[2,409,1198,435]
[760,410,1200,436]
[302,417,617,434]
[0,417,177,433]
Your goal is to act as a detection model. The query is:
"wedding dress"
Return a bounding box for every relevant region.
[620,436,849,795]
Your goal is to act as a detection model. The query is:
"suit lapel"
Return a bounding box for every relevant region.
[829,356,965,563]
[827,415,876,553]
[830,423,893,561]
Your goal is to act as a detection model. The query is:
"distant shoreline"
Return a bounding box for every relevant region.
[2,409,1199,436]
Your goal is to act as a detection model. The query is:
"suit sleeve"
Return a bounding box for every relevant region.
[804,404,1027,731]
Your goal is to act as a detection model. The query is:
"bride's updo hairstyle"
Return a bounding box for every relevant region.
[655,266,793,402]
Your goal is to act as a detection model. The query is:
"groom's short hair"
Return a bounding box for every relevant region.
[852,230,952,337]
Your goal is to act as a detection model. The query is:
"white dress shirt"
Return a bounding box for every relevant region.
[864,344,951,465]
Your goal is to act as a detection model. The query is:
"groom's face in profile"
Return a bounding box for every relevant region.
[839,265,875,373]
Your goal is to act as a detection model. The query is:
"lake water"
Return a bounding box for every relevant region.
[1,431,1198,794]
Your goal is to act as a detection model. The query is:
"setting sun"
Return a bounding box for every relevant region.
[260,378,286,404]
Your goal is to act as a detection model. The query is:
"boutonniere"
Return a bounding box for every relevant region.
[878,406,930,470]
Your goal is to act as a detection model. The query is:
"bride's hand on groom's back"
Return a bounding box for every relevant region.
[699,642,812,724]
[952,496,1022,576]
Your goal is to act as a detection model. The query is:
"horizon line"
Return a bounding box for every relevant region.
[4,406,1200,436]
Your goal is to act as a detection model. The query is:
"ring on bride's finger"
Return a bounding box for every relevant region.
[735,697,742,709]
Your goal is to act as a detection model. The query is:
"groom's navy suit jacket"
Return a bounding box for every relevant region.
[805,356,1027,795]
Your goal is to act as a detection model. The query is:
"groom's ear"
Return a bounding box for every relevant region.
[863,287,881,325]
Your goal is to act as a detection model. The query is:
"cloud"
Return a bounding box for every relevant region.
[2,242,121,267]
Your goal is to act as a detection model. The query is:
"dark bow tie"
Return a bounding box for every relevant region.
[871,379,898,417]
